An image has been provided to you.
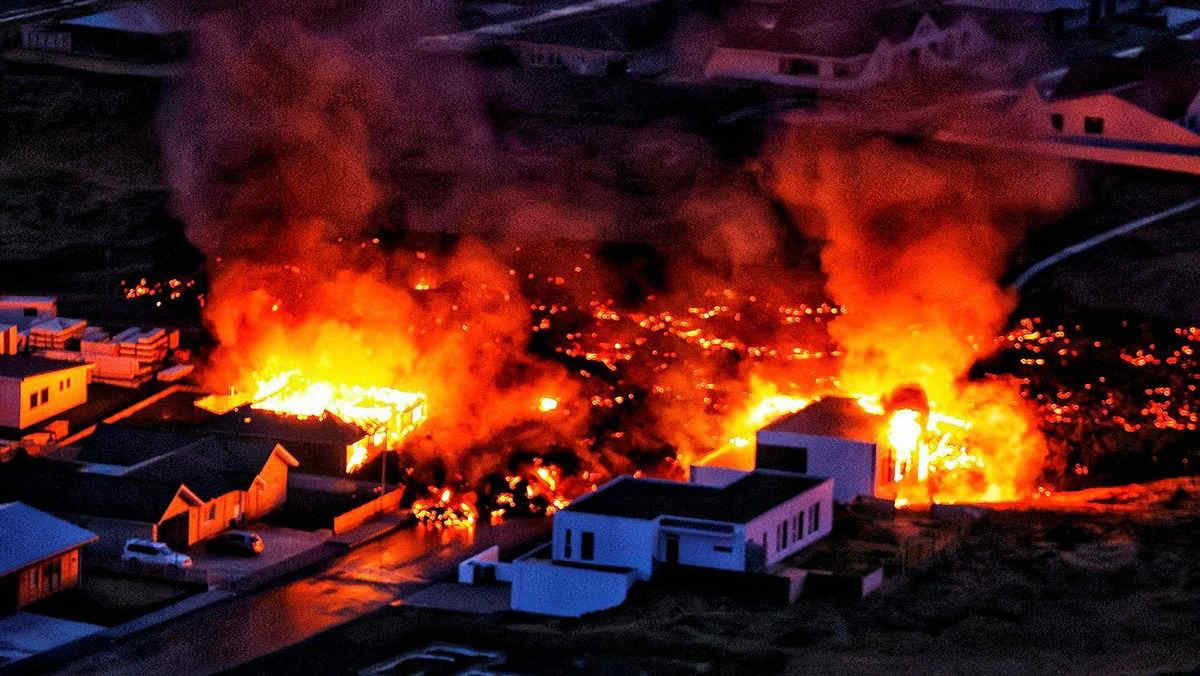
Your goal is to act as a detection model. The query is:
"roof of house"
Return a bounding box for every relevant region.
[0,458,192,523]
[760,396,882,443]
[28,317,85,334]
[509,2,669,52]
[61,3,190,35]
[0,355,89,379]
[123,437,296,501]
[208,408,366,446]
[565,471,826,523]
[0,501,98,577]
[76,425,204,466]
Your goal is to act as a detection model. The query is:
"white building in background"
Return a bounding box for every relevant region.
[704,8,993,91]
[0,355,92,430]
[461,468,833,617]
[754,397,886,504]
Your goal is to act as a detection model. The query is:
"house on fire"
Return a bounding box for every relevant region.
[0,428,297,554]
[206,407,376,476]
[1,502,97,612]
[460,467,834,616]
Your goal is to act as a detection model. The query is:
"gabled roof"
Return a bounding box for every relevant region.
[0,355,89,379]
[565,471,826,523]
[0,457,199,523]
[61,3,190,36]
[0,502,97,577]
[720,7,967,58]
[760,397,882,444]
[77,425,204,466]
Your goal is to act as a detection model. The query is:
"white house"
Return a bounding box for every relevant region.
[754,397,886,504]
[0,355,92,430]
[460,468,833,616]
[704,8,993,91]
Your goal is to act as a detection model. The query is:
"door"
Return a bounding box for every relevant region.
[160,512,190,551]
[664,535,679,565]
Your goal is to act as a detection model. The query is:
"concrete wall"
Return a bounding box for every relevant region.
[745,477,834,569]
[552,511,657,580]
[1018,90,1200,148]
[657,520,745,572]
[510,560,636,617]
[688,465,747,487]
[756,431,879,503]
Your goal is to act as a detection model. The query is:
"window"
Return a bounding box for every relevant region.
[58,380,64,391]
[713,545,733,553]
[129,543,157,555]
[66,378,71,388]
[581,531,595,561]
[776,521,787,551]
[29,568,38,589]
[1084,116,1104,134]
[1051,113,1064,132]
[780,58,818,76]
[808,503,821,534]
[564,528,572,558]
[45,560,61,590]
[23,307,36,317]
[208,504,217,520]
[832,62,857,78]
[29,393,38,409]
[793,513,803,542]
[761,532,767,551]
[40,388,49,404]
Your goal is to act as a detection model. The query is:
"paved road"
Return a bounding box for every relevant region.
[53,520,548,676]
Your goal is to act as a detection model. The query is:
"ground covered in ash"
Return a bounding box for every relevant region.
[234,478,1200,675]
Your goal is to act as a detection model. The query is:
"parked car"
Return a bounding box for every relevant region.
[123,538,192,568]
[205,530,265,557]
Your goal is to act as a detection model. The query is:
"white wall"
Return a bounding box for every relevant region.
[756,431,878,503]
[553,511,658,580]
[688,465,747,487]
[657,518,745,571]
[510,560,637,617]
[1017,90,1200,147]
[745,477,834,569]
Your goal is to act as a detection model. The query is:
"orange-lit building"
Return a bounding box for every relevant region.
[0,502,97,611]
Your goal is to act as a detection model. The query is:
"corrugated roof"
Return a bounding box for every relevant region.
[0,355,89,379]
[565,471,825,522]
[61,3,189,36]
[0,501,97,577]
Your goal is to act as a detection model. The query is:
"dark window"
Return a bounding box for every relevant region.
[564,528,572,558]
[808,503,821,534]
[713,545,733,553]
[793,514,803,542]
[29,568,38,589]
[66,378,71,388]
[58,380,63,391]
[1051,113,1064,131]
[208,504,217,520]
[581,531,595,560]
[780,58,818,76]
[129,543,157,555]
[23,308,36,317]
[776,521,787,551]
[1084,116,1104,134]
[832,62,856,78]
[761,532,767,550]
[29,393,38,409]
[40,388,48,404]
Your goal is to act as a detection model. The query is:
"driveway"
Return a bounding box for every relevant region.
[188,524,329,588]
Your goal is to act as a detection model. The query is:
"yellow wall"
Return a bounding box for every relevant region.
[4,364,91,429]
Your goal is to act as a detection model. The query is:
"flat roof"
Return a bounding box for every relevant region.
[61,3,189,35]
[0,502,97,577]
[0,355,90,379]
[565,471,826,523]
[760,396,881,443]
